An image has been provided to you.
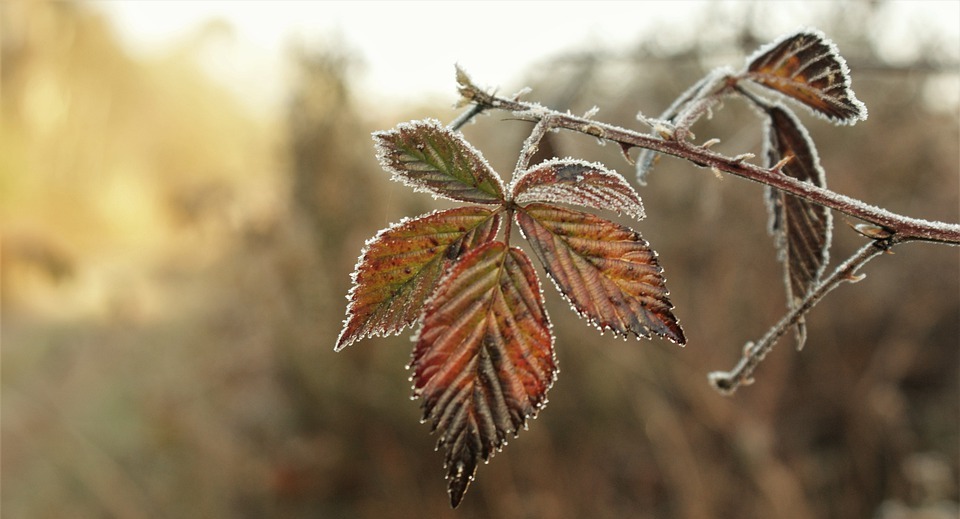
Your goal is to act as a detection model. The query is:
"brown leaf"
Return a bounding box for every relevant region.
[412,241,555,507]
[336,207,501,350]
[516,203,684,344]
[763,104,832,348]
[745,30,867,125]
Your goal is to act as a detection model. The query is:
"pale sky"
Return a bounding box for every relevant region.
[95,1,959,116]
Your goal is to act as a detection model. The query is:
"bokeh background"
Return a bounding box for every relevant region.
[2,1,958,518]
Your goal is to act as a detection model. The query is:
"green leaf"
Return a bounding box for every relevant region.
[336,206,501,350]
[511,159,645,219]
[412,241,555,507]
[374,119,505,203]
[517,203,684,344]
[744,29,867,125]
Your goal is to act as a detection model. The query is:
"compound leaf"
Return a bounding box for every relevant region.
[374,119,505,203]
[411,241,555,507]
[336,207,501,350]
[763,104,832,349]
[516,203,684,344]
[512,159,645,219]
[744,29,867,125]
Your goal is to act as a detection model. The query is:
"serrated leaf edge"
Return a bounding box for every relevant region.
[743,27,868,126]
[335,207,501,351]
[372,118,506,203]
[515,204,685,345]
[510,157,646,220]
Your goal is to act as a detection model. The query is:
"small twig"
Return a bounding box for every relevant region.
[449,102,487,132]
[707,238,896,395]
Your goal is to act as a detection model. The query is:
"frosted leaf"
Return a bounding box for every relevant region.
[411,242,555,508]
[516,203,684,344]
[374,119,505,204]
[762,103,832,350]
[336,207,501,350]
[744,28,867,125]
[511,159,645,220]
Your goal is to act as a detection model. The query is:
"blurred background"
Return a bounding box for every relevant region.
[2,1,958,518]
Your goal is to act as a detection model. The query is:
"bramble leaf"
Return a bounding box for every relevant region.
[411,241,555,508]
[336,207,501,350]
[516,203,684,344]
[763,104,832,349]
[744,29,867,125]
[512,159,645,219]
[374,119,505,203]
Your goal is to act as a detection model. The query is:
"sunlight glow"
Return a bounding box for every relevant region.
[96,1,958,116]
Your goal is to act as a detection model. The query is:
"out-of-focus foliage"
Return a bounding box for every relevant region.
[2,1,957,518]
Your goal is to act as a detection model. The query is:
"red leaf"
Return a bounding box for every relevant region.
[336,207,501,350]
[412,241,555,507]
[511,159,645,219]
[374,119,505,203]
[745,29,867,125]
[516,203,684,344]
[763,104,832,348]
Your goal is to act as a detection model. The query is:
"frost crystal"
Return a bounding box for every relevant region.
[511,158,645,220]
[373,119,505,204]
[744,28,868,125]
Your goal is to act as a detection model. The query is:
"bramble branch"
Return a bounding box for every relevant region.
[455,76,960,246]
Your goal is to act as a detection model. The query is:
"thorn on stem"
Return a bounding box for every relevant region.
[772,154,794,171]
[852,223,893,239]
[619,142,636,165]
[655,123,675,140]
[844,272,867,283]
[702,138,721,149]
